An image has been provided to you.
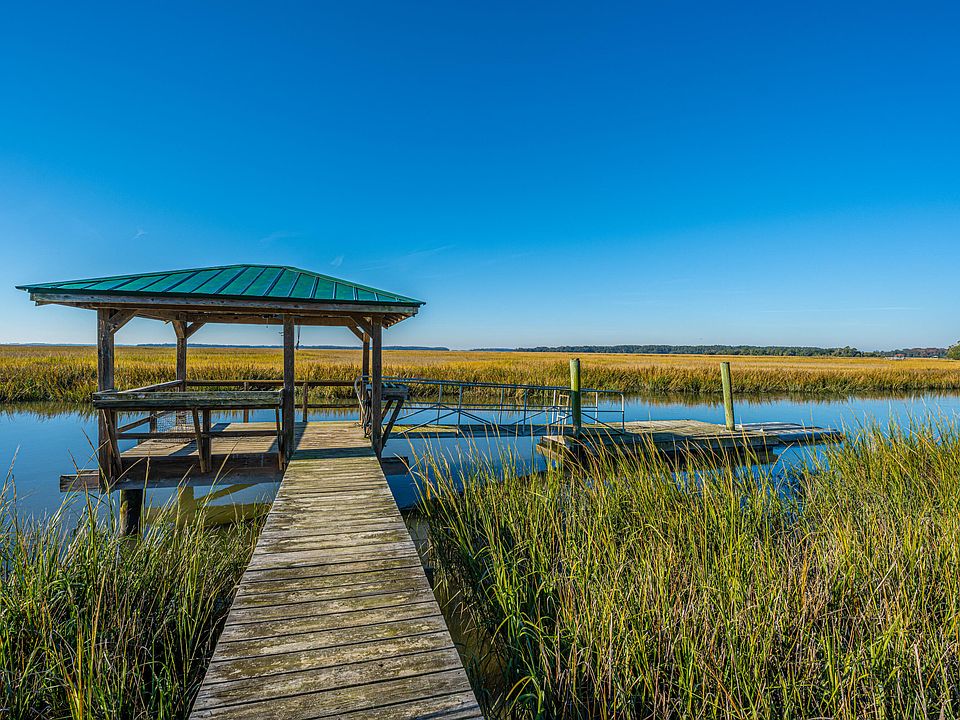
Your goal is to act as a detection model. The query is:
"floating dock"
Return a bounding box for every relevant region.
[188,422,480,720]
[537,419,843,462]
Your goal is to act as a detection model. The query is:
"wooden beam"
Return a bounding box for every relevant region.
[92,390,281,410]
[351,315,374,336]
[282,316,296,459]
[41,303,414,328]
[370,320,383,457]
[142,311,370,327]
[105,309,137,333]
[346,325,365,342]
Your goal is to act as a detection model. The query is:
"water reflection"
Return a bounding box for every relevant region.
[1,391,959,519]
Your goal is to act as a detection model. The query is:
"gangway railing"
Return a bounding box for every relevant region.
[356,375,625,436]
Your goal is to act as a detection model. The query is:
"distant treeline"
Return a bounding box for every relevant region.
[506,345,949,358]
[887,347,949,358]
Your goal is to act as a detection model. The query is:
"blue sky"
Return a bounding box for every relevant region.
[1,1,958,350]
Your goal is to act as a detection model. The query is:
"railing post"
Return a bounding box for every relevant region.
[302,381,309,422]
[570,358,582,436]
[721,361,736,431]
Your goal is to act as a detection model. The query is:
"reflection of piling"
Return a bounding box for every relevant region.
[570,358,582,437]
[721,361,736,431]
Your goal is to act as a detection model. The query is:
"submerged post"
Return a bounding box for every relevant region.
[720,361,736,431]
[570,357,582,436]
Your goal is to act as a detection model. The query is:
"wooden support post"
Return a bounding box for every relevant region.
[370,320,383,457]
[721,361,736,431]
[173,320,203,391]
[570,357,582,437]
[99,308,142,535]
[97,309,115,484]
[302,382,309,422]
[282,316,296,459]
[174,321,188,388]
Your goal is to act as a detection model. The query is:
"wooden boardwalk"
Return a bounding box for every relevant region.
[190,422,481,720]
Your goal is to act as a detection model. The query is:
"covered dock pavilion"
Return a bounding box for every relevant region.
[17,263,424,533]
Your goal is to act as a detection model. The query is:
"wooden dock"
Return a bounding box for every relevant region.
[189,422,481,720]
[537,419,842,461]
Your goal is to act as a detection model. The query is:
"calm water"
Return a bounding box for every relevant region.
[3,393,960,521]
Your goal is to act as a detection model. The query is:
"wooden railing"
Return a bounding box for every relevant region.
[92,382,285,475]
[183,379,357,421]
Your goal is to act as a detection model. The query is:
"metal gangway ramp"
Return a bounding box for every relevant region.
[358,376,626,440]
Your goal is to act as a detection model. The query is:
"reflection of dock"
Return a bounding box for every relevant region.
[189,421,480,719]
[538,420,843,462]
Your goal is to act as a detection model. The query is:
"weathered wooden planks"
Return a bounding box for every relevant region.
[539,419,780,462]
[92,390,282,410]
[189,421,480,720]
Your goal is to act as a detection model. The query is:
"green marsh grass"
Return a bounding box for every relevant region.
[0,485,259,719]
[419,424,960,719]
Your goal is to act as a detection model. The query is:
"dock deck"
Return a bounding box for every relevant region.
[538,419,842,461]
[189,422,480,720]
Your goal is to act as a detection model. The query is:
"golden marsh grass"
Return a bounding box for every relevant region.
[0,345,958,402]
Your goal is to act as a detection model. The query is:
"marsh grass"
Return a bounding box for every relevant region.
[419,424,960,719]
[1,346,959,402]
[0,484,259,719]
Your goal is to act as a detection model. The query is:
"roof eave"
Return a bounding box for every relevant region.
[26,290,423,317]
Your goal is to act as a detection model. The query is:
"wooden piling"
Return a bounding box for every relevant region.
[721,361,736,431]
[570,357,582,436]
[100,308,142,535]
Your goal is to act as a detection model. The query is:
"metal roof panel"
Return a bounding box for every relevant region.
[17,264,424,307]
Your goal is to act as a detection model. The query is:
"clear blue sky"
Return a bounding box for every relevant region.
[2,2,958,350]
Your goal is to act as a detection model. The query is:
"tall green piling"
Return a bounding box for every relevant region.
[721,361,736,430]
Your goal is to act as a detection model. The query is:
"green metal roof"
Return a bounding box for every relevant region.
[17,264,424,306]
